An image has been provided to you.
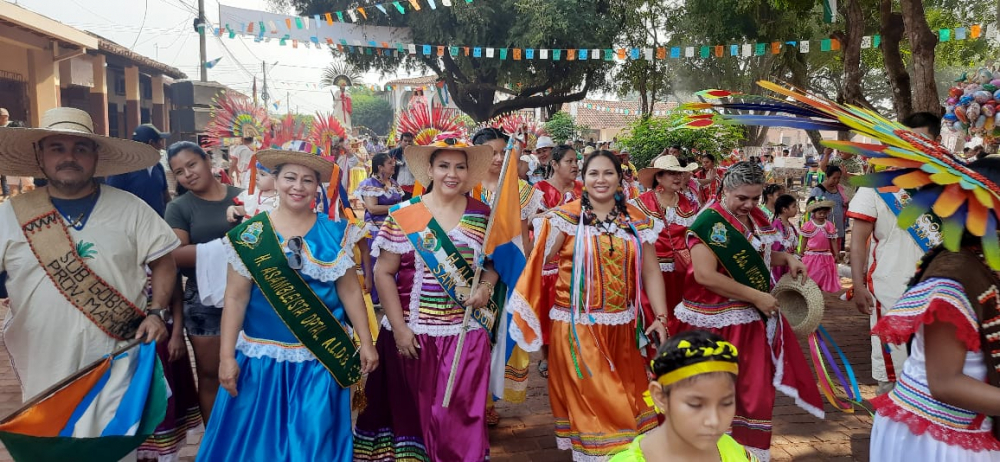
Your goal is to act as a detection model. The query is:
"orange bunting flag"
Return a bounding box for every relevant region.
[358,7,367,19]
[464,46,470,56]
[714,46,724,57]
[771,42,781,54]
[325,13,334,24]
[617,48,627,59]
[409,0,422,10]
[513,48,522,60]
[285,18,293,30]
[831,39,841,50]
[656,47,666,59]
[972,24,982,38]
[437,46,445,56]
[567,49,576,60]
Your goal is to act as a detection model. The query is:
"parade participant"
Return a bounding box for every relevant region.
[771,194,800,281]
[695,154,724,204]
[610,330,759,462]
[618,148,640,199]
[229,136,256,188]
[529,136,556,184]
[471,127,544,423]
[227,161,277,221]
[800,199,841,293]
[0,108,176,406]
[809,165,848,252]
[867,156,1000,460]
[632,154,700,317]
[105,124,171,217]
[670,162,824,461]
[389,132,416,198]
[847,112,943,395]
[510,150,670,461]
[348,138,370,195]
[531,144,583,377]
[354,136,501,461]
[355,152,404,305]
[819,147,867,199]
[759,183,785,221]
[197,145,377,462]
[165,141,243,422]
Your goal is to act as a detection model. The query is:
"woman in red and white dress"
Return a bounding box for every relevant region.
[631,155,699,322]
[531,144,582,377]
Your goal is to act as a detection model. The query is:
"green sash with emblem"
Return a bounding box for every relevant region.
[689,208,771,293]
[228,214,361,387]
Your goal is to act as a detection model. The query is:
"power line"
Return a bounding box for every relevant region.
[128,0,150,50]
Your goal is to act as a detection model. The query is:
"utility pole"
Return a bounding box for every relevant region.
[198,0,207,82]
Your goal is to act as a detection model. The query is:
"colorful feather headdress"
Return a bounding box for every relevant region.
[396,101,466,146]
[686,80,1000,269]
[309,112,348,156]
[202,91,270,149]
[487,114,547,149]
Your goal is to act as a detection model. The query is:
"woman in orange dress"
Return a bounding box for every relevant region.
[511,150,670,460]
[631,155,700,321]
[531,144,583,377]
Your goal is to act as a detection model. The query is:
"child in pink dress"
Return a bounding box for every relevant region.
[800,198,841,292]
[770,194,800,282]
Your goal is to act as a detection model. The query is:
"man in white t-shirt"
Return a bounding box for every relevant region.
[846,112,942,395]
[228,136,256,187]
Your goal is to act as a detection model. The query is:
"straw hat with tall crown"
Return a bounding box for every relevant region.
[0,107,160,177]
[403,132,493,193]
[637,154,699,189]
[255,140,334,180]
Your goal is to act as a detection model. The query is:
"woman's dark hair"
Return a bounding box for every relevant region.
[471,127,509,145]
[545,144,576,180]
[166,141,211,196]
[762,183,785,204]
[824,165,842,177]
[371,152,392,176]
[700,153,716,164]
[774,194,798,216]
[580,150,629,223]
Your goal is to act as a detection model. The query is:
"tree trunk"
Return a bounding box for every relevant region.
[899,0,942,115]
[880,0,913,119]
[835,0,873,109]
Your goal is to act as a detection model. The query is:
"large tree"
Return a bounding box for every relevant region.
[275,0,623,122]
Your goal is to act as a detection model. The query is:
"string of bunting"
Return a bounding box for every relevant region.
[220,19,985,60]
[235,0,473,29]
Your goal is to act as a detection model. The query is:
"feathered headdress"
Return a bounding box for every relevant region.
[202,91,270,148]
[309,112,348,156]
[686,80,1000,269]
[488,114,547,150]
[396,101,466,146]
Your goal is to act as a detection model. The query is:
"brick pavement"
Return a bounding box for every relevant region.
[0,287,876,461]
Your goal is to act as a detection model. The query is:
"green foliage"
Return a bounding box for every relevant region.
[280,0,623,121]
[619,111,744,169]
[351,91,393,136]
[544,111,580,143]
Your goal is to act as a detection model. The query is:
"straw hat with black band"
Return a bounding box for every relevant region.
[403,134,493,194]
[771,274,825,337]
[805,199,835,214]
[255,140,334,180]
[0,107,159,177]
[637,154,699,190]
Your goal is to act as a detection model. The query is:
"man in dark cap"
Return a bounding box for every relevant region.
[105,124,171,216]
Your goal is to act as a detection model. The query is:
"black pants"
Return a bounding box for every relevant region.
[0,176,8,196]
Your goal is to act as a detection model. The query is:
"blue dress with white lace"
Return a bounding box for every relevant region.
[196,214,363,462]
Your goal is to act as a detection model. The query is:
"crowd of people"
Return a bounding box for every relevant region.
[2,101,1000,462]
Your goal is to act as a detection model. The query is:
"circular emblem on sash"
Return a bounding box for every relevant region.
[419,229,440,252]
[710,222,728,246]
[238,222,265,249]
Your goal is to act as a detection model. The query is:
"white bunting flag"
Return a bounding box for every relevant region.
[486,47,495,58]
[800,41,810,53]
[540,49,549,59]
[742,44,752,57]
[643,48,653,60]
[685,47,695,57]
[408,44,417,54]
[861,36,872,49]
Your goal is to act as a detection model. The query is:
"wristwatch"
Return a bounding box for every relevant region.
[146,308,169,321]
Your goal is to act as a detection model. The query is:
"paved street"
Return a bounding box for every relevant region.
[0,285,876,461]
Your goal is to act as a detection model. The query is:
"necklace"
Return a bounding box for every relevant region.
[585,205,622,255]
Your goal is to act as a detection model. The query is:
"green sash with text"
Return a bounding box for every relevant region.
[228,215,361,387]
[689,208,771,293]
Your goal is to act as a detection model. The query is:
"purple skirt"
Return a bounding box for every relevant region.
[354,327,491,461]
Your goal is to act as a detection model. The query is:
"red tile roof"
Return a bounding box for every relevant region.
[569,99,677,129]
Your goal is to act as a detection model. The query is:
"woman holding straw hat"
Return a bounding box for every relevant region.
[631,154,700,321]
[353,134,501,461]
[196,143,377,461]
[509,150,670,460]
[670,161,824,461]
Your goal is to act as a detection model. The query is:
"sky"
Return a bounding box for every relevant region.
[12,0,419,115]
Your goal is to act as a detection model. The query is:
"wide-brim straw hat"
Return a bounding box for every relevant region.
[256,140,334,180]
[638,154,699,189]
[0,107,159,177]
[805,199,836,214]
[404,134,492,193]
[772,274,825,337]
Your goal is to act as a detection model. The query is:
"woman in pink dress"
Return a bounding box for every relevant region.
[800,198,841,292]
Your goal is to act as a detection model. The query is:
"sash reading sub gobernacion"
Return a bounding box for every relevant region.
[876,188,943,253]
[389,198,501,343]
[689,207,772,294]
[9,189,146,340]
[228,214,361,387]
